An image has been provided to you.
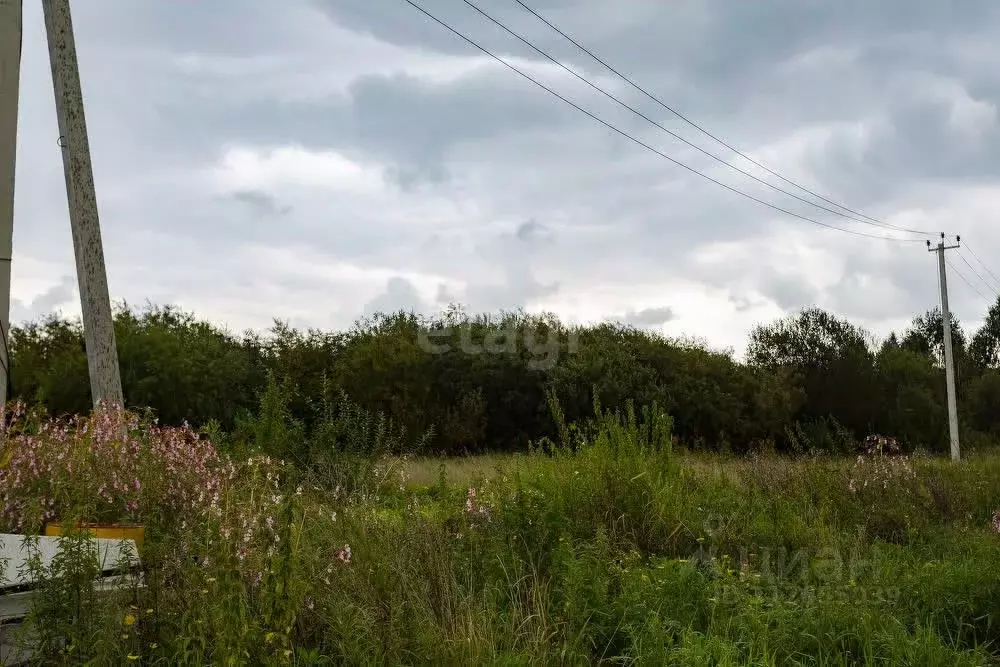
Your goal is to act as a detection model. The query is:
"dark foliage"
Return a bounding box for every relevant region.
[9,298,1000,455]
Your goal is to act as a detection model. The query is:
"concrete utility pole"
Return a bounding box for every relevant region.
[928,233,961,461]
[0,0,21,410]
[42,0,123,408]
[0,0,123,409]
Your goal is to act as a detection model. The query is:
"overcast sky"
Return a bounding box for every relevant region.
[9,0,1000,356]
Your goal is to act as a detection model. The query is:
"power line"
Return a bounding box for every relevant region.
[946,257,989,302]
[511,0,941,238]
[401,0,927,244]
[961,242,1000,292]
[461,0,933,238]
[957,249,999,299]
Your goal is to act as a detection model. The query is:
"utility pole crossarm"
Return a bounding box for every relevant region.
[927,233,961,461]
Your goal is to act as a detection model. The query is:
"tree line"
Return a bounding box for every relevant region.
[7,299,1000,456]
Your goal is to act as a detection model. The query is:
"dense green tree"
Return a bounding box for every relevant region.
[901,308,967,366]
[966,370,1000,436]
[115,304,265,427]
[746,308,878,438]
[9,314,90,416]
[7,299,1000,456]
[970,298,1000,370]
[874,345,946,449]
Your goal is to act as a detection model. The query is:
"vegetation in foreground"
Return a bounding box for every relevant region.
[3,388,1000,666]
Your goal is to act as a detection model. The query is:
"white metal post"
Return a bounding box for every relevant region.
[929,234,961,461]
[0,0,21,410]
[42,0,123,408]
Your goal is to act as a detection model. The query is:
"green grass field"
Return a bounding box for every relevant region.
[5,406,1000,665]
[294,446,1000,665]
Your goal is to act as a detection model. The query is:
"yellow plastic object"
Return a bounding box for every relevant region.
[44,522,145,553]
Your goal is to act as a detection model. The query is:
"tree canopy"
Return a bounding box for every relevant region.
[9,297,1000,455]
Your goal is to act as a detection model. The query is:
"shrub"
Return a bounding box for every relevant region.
[0,401,229,534]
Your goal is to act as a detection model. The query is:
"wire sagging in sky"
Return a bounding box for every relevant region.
[962,242,1000,293]
[957,249,999,300]
[947,258,989,303]
[401,0,930,244]
[461,0,935,238]
[511,0,941,238]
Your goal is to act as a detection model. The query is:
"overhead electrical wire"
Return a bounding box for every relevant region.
[961,242,1000,292]
[401,0,928,243]
[957,250,999,300]
[512,0,1000,298]
[499,0,1000,306]
[460,0,932,238]
[511,0,941,238]
[947,258,989,302]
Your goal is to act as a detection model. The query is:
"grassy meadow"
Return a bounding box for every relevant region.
[4,302,1000,663]
[3,398,1000,665]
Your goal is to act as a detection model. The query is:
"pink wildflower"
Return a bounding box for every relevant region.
[465,487,477,513]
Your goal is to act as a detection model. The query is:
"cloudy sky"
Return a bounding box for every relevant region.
[9,0,1000,356]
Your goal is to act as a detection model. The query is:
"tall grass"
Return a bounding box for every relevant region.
[3,395,1000,664]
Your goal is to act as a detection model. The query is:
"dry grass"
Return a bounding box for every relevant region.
[401,453,523,487]
[406,451,749,488]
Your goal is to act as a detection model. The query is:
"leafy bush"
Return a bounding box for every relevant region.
[6,397,1000,663]
[0,401,229,533]
[8,298,1000,456]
